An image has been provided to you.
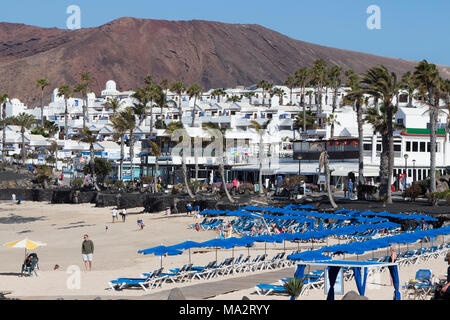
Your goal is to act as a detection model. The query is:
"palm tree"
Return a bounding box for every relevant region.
[35,78,51,128]
[400,71,416,108]
[361,65,399,204]
[187,83,202,127]
[227,95,241,103]
[311,142,337,208]
[202,122,234,203]
[81,72,92,127]
[116,107,137,181]
[413,60,441,198]
[326,114,341,138]
[294,110,315,132]
[103,97,124,119]
[165,121,195,198]
[249,119,271,195]
[284,76,296,105]
[149,141,161,193]
[111,113,128,181]
[271,88,285,106]
[257,80,273,107]
[328,66,342,113]
[311,59,327,113]
[283,277,305,300]
[210,88,226,104]
[57,85,72,140]
[170,81,186,124]
[295,67,310,132]
[47,140,59,168]
[74,82,88,127]
[74,127,100,190]
[132,87,150,127]
[11,113,35,164]
[0,93,9,163]
[345,70,366,187]
[244,91,255,105]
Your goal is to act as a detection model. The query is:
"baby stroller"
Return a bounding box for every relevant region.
[21,253,39,277]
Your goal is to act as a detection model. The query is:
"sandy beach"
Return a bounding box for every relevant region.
[0,201,448,300]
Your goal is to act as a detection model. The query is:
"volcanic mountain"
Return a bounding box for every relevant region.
[0,17,448,105]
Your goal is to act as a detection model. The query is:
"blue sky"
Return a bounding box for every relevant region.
[1,0,449,65]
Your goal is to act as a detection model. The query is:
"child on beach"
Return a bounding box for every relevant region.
[137,217,145,230]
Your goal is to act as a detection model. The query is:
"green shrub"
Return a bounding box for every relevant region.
[403,183,422,201]
[71,177,85,189]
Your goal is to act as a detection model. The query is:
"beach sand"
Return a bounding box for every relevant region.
[0,201,447,300]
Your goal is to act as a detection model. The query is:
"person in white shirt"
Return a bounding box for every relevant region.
[112,208,118,223]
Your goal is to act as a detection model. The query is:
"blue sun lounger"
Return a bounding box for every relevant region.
[254,283,287,296]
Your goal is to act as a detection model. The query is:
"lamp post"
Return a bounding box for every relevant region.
[297,155,302,176]
[412,159,416,183]
[404,154,409,190]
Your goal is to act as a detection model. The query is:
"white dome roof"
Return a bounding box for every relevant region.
[105,80,117,91]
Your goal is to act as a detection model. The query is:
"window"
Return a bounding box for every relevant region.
[420,142,426,152]
[363,144,372,151]
[399,94,408,103]
[397,118,404,126]
[412,142,418,152]
[394,144,401,152]
[376,144,382,151]
[406,141,411,152]
[408,169,411,177]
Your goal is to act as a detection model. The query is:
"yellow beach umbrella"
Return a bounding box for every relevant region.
[3,238,47,258]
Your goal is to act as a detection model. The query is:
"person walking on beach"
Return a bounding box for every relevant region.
[81,234,94,271]
[112,208,118,223]
[347,179,353,198]
[121,208,127,222]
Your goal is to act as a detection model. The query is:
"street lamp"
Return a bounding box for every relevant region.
[412,159,416,183]
[404,154,409,190]
[297,155,302,176]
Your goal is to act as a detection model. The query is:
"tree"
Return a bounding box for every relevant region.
[325,113,341,138]
[345,70,366,187]
[310,59,327,113]
[294,109,315,131]
[284,76,296,105]
[83,158,112,187]
[187,83,202,127]
[149,141,161,193]
[202,122,234,203]
[81,72,92,127]
[103,97,124,119]
[413,60,441,200]
[257,80,273,107]
[311,142,337,208]
[400,71,416,108]
[0,93,9,163]
[115,107,136,181]
[170,81,186,124]
[271,87,285,106]
[74,82,88,128]
[295,67,310,132]
[111,113,128,181]
[11,113,35,164]
[227,95,241,103]
[249,119,271,195]
[165,121,195,198]
[74,127,100,190]
[210,88,226,103]
[244,91,256,105]
[328,66,342,113]
[35,78,50,128]
[57,85,72,140]
[360,65,399,204]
